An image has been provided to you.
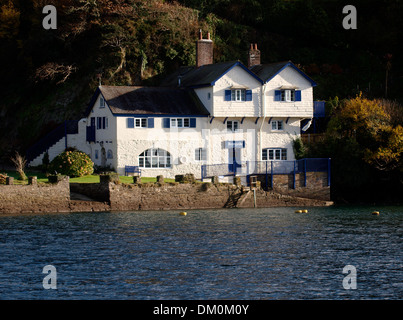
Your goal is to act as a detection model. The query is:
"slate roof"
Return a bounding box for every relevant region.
[250,61,317,86]
[86,86,209,116]
[160,61,263,88]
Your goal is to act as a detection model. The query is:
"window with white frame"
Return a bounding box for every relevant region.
[195,148,207,161]
[227,120,239,132]
[107,150,113,159]
[100,96,105,108]
[231,89,246,101]
[138,148,171,168]
[262,148,287,161]
[281,89,295,102]
[135,118,147,128]
[271,120,284,131]
[171,118,190,128]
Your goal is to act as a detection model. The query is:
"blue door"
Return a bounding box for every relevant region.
[228,148,242,174]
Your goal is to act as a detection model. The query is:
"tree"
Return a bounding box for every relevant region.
[309,94,403,202]
[326,93,403,172]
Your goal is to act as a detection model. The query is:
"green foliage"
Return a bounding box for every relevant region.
[307,94,403,203]
[49,150,94,177]
[292,137,306,160]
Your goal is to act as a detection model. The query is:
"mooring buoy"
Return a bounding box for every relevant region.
[179,212,187,216]
[372,211,380,215]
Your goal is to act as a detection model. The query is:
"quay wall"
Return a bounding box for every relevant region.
[0,173,332,214]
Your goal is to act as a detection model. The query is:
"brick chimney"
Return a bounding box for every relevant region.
[196,30,213,68]
[248,43,261,68]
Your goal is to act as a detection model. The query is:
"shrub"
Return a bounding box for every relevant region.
[49,150,94,177]
[10,152,27,181]
[292,137,307,160]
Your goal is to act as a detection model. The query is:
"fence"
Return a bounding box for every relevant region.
[201,158,331,187]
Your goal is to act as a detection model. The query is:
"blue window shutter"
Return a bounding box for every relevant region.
[295,90,301,101]
[147,118,154,128]
[190,118,196,128]
[127,118,134,128]
[274,90,281,101]
[224,90,231,101]
[245,90,252,101]
[163,118,170,128]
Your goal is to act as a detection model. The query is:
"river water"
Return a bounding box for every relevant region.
[0,206,401,300]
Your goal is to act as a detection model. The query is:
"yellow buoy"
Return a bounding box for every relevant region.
[179,212,187,216]
[302,209,308,213]
[295,210,303,213]
[372,211,380,215]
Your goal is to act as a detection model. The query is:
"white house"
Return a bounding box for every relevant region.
[28,32,318,182]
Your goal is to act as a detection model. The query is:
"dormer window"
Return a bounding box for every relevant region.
[282,89,295,102]
[224,89,252,101]
[232,89,246,101]
[274,88,301,102]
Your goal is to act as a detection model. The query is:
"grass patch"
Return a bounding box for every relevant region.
[3,171,176,184]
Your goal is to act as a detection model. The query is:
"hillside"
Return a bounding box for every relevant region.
[0,0,402,165]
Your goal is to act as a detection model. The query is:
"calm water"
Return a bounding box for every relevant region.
[0,206,401,300]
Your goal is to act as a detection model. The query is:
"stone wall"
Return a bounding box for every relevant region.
[0,173,332,215]
[253,172,330,201]
[0,177,70,214]
[109,182,237,211]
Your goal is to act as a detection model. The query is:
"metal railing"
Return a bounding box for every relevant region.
[201,158,331,187]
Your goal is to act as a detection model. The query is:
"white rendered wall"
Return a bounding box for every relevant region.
[85,94,118,170]
[265,66,314,118]
[213,65,262,117]
[115,116,208,178]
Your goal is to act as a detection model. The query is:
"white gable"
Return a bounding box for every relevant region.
[265,66,313,118]
[211,65,262,117]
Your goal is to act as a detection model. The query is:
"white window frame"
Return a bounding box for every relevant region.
[135,118,147,128]
[195,148,207,161]
[171,118,190,128]
[231,89,246,102]
[227,120,239,132]
[138,148,171,168]
[262,148,287,161]
[100,96,105,108]
[271,120,284,131]
[281,89,295,102]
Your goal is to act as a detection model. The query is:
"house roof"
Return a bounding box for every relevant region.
[160,61,263,88]
[86,86,209,116]
[249,61,317,86]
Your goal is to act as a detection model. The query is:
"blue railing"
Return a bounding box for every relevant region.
[313,101,326,117]
[26,120,79,163]
[201,158,331,187]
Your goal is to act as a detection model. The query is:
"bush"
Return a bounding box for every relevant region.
[292,137,307,160]
[49,150,94,177]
